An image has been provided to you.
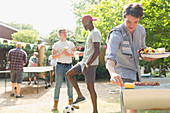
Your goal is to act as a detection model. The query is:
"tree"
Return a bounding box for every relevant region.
[71,0,102,40]
[72,0,170,75]
[8,22,35,30]
[45,29,77,46]
[139,0,170,71]
[12,30,39,44]
[9,22,40,44]
[72,0,169,46]
[140,0,170,49]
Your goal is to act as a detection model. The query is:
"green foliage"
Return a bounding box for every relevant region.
[138,0,169,72]
[8,22,36,30]
[140,0,169,49]
[72,0,142,44]
[96,65,110,79]
[81,0,125,44]
[45,29,60,46]
[71,0,102,40]
[12,30,39,44]
[45,29,77,46]
[9,22,40,51]
[139,0,170,70]
[72,0,170,75]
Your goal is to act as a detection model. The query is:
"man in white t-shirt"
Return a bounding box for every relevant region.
[51,29,77,111]
[66,15,102,113]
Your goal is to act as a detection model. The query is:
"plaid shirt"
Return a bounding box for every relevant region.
[8,48,27,71]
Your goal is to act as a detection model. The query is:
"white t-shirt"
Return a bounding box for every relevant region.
[48,55,57,66]
[53,40,75,64]
[82,28,102,65]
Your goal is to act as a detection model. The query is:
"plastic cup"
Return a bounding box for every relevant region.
[74,51,79,60]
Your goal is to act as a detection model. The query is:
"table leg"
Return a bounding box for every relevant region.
[5,73,7,93]
[50,71,52,84]
[45,73,48,89]
[37,73,39,93]
[159,58,165,77]
[120,87,125,113]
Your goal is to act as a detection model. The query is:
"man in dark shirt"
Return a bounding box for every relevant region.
[8,42,27,98]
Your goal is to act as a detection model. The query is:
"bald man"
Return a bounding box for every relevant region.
[8,42,27,98]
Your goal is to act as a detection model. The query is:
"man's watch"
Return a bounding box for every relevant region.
[85,64,89,68]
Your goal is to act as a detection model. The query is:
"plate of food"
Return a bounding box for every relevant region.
[141,52,170,58]
[138,47,170,58]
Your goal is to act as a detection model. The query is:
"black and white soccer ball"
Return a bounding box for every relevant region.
[63,105,74,113]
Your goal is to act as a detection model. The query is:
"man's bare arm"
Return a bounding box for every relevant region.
[65,47,75,57]
[141,57,159,62]
[52,48,64,59]
[106,59,124,87]
[86,42,100,67]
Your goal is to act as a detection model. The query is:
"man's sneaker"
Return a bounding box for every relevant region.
[28,81,31,85]
[71,97,86,105]
[16,95,24,98]
[34,81,37,85]
[10,93,14,97]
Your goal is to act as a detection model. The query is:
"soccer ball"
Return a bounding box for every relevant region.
[63,105,74,113]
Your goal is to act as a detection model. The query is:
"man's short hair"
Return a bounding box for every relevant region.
[58,29,66,34]
[123,3,143,18]
[16,42,22,48]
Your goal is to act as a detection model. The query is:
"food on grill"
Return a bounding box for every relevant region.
[133,81,160,86]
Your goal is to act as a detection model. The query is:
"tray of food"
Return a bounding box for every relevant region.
[138,47,170,58]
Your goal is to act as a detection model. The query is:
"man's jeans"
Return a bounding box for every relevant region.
[54,63,73,100]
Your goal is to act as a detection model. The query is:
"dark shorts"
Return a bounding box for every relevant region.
[72,62,97,83]
[122,78,135,83]
[28,72,36,77]
[11,70,23,83]
[122,73,140,83]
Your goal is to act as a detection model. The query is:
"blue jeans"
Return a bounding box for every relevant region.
[54,63,73,100]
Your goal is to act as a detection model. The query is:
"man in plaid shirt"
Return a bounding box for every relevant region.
[8,42,27,98]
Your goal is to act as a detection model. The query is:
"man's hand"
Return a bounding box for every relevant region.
[84,64,89,70]
[64,50,70,56]
[110,73,124,87]
[53,49,58,55]
[61,49,68,55]
[65,50,74,57]
[79,52,84,56]
[141,57,158,62]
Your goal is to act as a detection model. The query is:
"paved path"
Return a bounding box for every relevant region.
[1,77,169,113]
[0,79,121,113]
